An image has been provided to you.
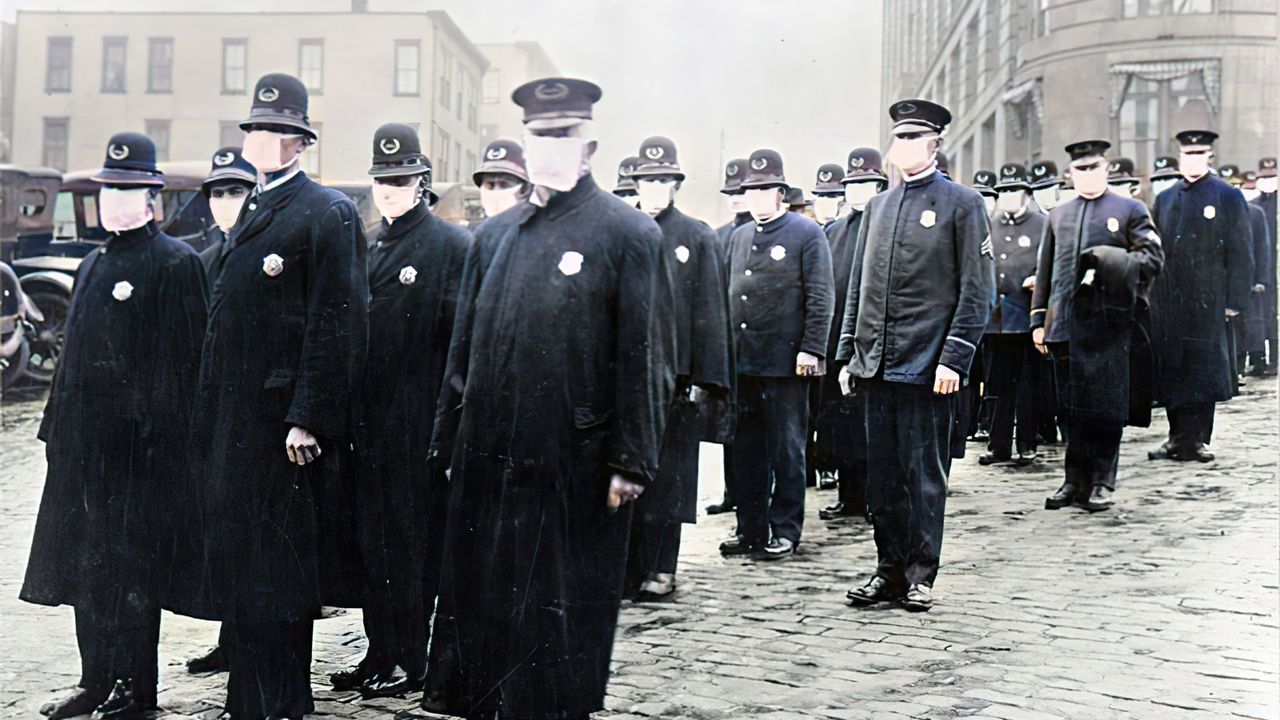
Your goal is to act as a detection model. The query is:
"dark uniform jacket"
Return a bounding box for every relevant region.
[726,211,834,377]
[836,170,996,383]
[1030,190,1164,424]
[1243,203,1271,350]
[814,210,868,468]
[422,174,676,719]
[987,206,1045,334]
[170,171,369,623]
[1150,174,1254,407]
[1251,190,1278,346]
[23,223,208,608]
[715,212,752,245]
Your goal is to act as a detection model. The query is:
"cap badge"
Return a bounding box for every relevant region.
[1035,166,1046,175]
[622,164,635,175]
[1003,167,1016,176]
[534,82,569,101]
[851,157,865,169]
[899,102,917,114]
[1221,167,1234,177]
[380,138,401,156]
[486,146,508,161]
[213,151,234,167]
[1109,162,1119,172]
[751,157,768,171]
[257,86,279,103]
[644,146,665,160]
[818,170,833,183]
[111,280,133,302]
[726,163,739,176]
[399,266,418,285]
[108,144,130,161]
[1156,158,1167,168]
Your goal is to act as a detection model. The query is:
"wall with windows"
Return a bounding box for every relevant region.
[9,9,487,184]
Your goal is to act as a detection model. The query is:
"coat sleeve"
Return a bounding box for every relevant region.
[939,193,996,375]
[1124,203,1165,295]
[605,224,677,485]
[144,250,209,473]
[1249,205,1270,288]
[800,224,835,360]
[1224,189,1256,314]
[1029,212,1056,331]
[36,251,100,443]
[689,224,732,391]
[428,233,486,467]
[835,210,871,364]
[284,200,369,440]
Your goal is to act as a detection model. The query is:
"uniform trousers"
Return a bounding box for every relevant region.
[862,379,953,588]
[984,334,1038,457]
[1167,402,1216,450]
[74,593,160,705]
[731,375,809,545]
[223,619,314,719]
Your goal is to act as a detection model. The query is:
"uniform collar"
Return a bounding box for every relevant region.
[528,173,599,223]
[733,211,753,227]
[756,211,791,234]
[999,205,1031,225]
[104,220,159,251]
[903,165,939,189]
[380,201,430,242]
[255,169,308,202]
[653,203,677,224]
[260,164,303,193]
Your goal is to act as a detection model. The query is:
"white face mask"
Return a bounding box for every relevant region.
[996,191,1027,215]
[522,134,590,192]
[728,193,748,214]
[1259,176,1278,194]
[373,180,421,220]
[636,179,676,217]
[480,185,522,217]
[1072,166,1109,199]
[982,196,997,215]
[209,194,247,234]
[1152,178,1179,197]
[813,195,841,223]
[1179,151,1211,180]
[98,187,153,233]
[1241,188,1260,202]
[843,182,878,212]
[745,188,783,223]
[1032,187,1059,210]
[885,134,936,174]
[243,130,299,174]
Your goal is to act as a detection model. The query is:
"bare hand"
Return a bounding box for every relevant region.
[285,426,321,466]
[796,351,821,377]
[1225,308,1240,318]
[687,385,708,404]
[838,366,855,396]
[1032,327,1048,355]
[1022,275,1036,290]
[607,474,644,510]
[933,365,960,395]
[1253,284,1266,294]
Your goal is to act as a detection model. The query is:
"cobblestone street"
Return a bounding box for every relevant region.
[1,382,1277,720]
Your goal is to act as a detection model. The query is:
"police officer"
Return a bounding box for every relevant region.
[786,186,816,222]
[837,99,995,611]
[706,157,752,517]
[23,133,208,720]
[965,167,999,442]
[198,146,257,276]
[719,148,834,560]
[328,123,470,698]
[1148,130,1254,463]
[978,163,1044,466]
[474,139,530,219]
[1151,156,1181,201]
[625,135,731,600]
[972,169,998,216]
[1030,159,1063,212]
[815,148,886,521]
[613,155,640,203]
[1028,158,1065,444]
[167,73,370,719]
[422,78,676,720]
[1107,157,1141,198]
[1249,157,1278,376]
[812,162,847,226]
[1034,140,1164,512]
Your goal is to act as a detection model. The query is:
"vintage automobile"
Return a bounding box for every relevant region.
[0,258,43,391]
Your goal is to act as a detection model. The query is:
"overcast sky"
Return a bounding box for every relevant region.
[1,0,884,221]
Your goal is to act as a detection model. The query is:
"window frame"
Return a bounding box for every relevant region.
[222,38,248,95]
[45,37,73,93]
[298,38,324,94]
[101,36,128,94]
[42,117,70,170]
[147,37,174,94]
[394,40,421,97]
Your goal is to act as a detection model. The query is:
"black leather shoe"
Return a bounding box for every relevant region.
[819,502,855,520]
[90,679,143,720]
[1082,486,1115,513]
[330,659,386,691]
[705,500,735,515]
[1176,445,1215,463]
[971,429,990,443]
[847,575,900,606]
[978,452,1010,466]
[1147,441,1176,461]
[903,584,934,612]
[1044,483,1079,510]
[636,573,676,600]
[817,472,838,491]
[41,688,105,719]
[186,644,228,674]
[718,535,762,556]
[1014,450,1039,466]
[755,537,795,560]
[356,666,424,699]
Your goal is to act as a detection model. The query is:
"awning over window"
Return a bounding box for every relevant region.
[1109,59,1221,117]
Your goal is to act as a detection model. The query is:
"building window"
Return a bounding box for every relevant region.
[298,39,323,93]
[434,128,451,182]
[223,39,247,94]
[394,40,420,96]
[301,122,322,178]
[453,141,462,181]
[482,69,500,103]
[467,76,478,131]
[43,118,69,170]
[1115,70,1215,173]
[102,36,127,93]
[219,121,242,149]
[145,120,171,162]
[148,38,173,93]
[1123,0,1212,17]
[439,49,454,110]
[455,68,464,121]
[1035,0,1051,36]
[46,37,72,93]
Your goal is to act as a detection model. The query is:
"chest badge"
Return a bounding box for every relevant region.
[399,266,418,285]
[111,280,134,302]
[1203,205,1216,220]
[675,245,690,264]
[920,209,936,228]
[262,253,285,277]
[1018,235,1032,248]
[770,245,787,261]
[1106,217,1120,233]
[558,251,584,276]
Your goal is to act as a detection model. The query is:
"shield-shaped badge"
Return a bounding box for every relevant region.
[1018,235,1032,247]
[558,251,584,276]
[675,245,690,264]
[399,266,418,285]
[1203,205,1216,220]
[262,253,285,277]
[920,210,936,228]
[771,245,787,261]
[112,280,133,302]
[1106,217,1120,233]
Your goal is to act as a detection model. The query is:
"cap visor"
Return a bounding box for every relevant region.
[91,169,165,187]
[524,117,586,131]
[240,113,317,140]
[368,165,430,178]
